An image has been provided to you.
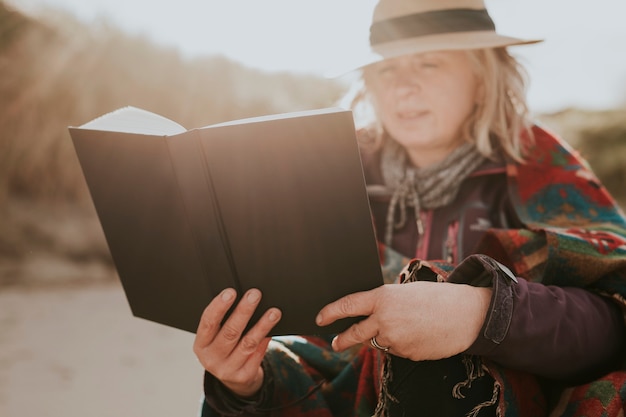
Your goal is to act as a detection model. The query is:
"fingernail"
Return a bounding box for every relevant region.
[315,313,322,325]
[247,289,260,303]
[331,336,339,351]
[268,309,280,322]
[221,289,234,302]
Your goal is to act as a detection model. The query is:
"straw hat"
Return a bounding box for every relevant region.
[333,0,542,75]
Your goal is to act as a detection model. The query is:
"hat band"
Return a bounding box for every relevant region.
[370,8,496,45]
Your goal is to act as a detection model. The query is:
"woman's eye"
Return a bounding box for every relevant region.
[377,66,395,76]
[419,61,438,69]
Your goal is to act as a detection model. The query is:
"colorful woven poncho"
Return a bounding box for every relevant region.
[470,126,626,416]
[203,126,626,417]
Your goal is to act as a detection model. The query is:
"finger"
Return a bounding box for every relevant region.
[235,335,272,383]
[215,310,278,396]
[213,288,263,355]
[330,316,378,352]
[249,336,272,365]
[221,337,273,398]
[194,288,237,351]
[316,287,379,327]
[229,307,282,370]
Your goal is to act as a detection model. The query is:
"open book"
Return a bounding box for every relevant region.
[69,106,383,336]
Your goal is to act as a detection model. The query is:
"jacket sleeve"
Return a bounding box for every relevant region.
[201,360,274,416]
[459,255,626,385]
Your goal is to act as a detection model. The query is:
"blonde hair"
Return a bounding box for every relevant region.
[343,48,533,162]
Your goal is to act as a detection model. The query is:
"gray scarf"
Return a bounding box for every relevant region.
[372,138,487,248]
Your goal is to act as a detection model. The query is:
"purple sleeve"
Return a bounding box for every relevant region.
[464,257,626,384]
[449,255,626,384]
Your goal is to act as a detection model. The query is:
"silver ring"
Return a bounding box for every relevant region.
[370,336,390,353]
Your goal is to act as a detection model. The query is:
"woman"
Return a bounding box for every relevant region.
[194,0,626,415]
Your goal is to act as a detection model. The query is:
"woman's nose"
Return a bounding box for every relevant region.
[393,71,420,96]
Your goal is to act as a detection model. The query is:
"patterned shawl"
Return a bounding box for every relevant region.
[472,125,626,416]
[202,125,626,417]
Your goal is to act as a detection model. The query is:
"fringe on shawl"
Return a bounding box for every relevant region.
[372,353,396,417]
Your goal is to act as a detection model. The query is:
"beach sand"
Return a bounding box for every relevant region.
[0,280,205,417]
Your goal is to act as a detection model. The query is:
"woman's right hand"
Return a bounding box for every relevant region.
[193,288,282,398]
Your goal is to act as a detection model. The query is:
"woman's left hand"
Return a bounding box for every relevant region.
[315,281,492,361]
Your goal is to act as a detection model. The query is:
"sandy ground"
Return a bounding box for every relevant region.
[0,280,206,417]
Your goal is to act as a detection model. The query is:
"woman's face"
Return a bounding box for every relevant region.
[365,50,480,166]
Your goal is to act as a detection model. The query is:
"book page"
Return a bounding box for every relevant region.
[79,106,187,136]
[204,107,347,129]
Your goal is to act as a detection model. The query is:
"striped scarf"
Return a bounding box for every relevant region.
[378,137,487,247]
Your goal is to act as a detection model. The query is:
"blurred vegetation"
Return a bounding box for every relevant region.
[0,1,345,205]
[1,1,625,285]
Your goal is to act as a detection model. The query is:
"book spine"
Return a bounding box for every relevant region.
[166,131,239,296]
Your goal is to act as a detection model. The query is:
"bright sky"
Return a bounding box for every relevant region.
[10,0,626,113]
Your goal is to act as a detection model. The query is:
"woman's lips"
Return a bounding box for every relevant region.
[397,110,428,120]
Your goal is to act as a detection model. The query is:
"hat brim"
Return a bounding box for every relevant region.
[325,31,542,78]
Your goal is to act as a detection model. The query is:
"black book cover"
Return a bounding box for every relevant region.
[70,107,383,335]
